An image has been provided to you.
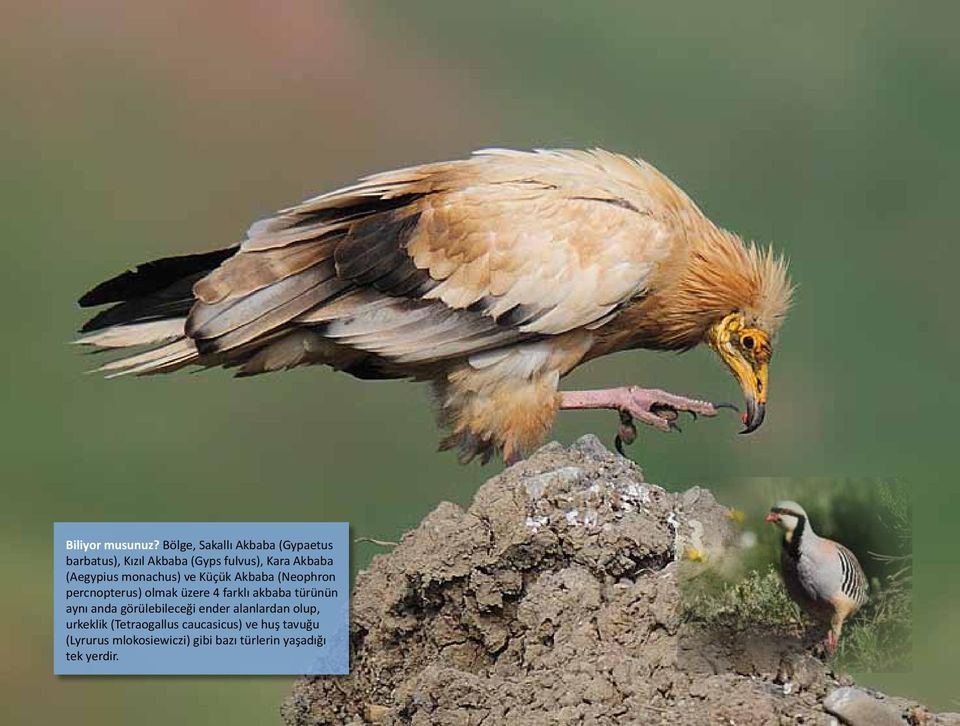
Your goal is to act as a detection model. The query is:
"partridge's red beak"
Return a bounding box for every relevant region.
[764,512,779,523]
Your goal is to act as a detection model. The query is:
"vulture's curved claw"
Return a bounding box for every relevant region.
[714,402,740,413]
[614,433,630,458]
[615,410,637,459]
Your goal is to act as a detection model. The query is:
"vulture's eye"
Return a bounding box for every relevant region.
[741,335,755,350]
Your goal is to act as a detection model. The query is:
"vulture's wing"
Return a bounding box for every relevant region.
[84,149,690,375]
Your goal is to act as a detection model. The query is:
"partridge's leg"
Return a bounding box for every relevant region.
[559,387,737,454]
[825,615,845,656]
[825,629,838,655]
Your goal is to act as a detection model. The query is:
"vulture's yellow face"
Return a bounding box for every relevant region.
[707,312,772,434]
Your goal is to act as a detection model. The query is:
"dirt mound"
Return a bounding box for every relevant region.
[283,436,952,725]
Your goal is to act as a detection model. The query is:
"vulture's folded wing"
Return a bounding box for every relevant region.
[184,149,686,366]
[82,149,692,376]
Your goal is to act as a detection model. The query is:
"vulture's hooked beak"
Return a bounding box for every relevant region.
[741,372,767,434]
[763,512,779,523]
[728,355,767,434]
[709,315,771,434]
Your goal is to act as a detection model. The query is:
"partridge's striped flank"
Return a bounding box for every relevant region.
[838,545,869,605]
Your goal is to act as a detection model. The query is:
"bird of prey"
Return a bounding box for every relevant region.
[765,501,869,654]
[76,148,792,464]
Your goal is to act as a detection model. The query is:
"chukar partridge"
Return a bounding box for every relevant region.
[765,500,869,654]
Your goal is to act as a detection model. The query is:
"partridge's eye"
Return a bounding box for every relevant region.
[741,335,755,350]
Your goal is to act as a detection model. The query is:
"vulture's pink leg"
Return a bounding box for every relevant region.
[560,387,725,429]
[559,387,737,454]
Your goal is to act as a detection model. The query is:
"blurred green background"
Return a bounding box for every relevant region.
[3,1,958,722]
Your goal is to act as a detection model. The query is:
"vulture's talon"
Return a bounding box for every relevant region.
[715,402,740,413]
[614,434,630,459]
[614,410,637,459]
[650,403,680,421]
[560,386,754,438]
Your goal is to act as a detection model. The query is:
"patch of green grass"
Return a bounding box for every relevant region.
[836,484,912,671]
[682,560,912,672]
[682,565,802,630]
[835,568,912,671]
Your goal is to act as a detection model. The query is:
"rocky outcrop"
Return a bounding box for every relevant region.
[283,436,951,726]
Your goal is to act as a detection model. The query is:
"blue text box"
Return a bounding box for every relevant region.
[54,522,348,675]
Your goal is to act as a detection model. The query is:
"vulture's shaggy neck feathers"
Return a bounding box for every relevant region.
[623,225,792,352]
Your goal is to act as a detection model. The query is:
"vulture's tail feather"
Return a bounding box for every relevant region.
[98,338,199,378]
[76,247,236,375]
[78,246,237,312]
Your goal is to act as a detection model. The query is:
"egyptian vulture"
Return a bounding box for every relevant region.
[77,148,792,463]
